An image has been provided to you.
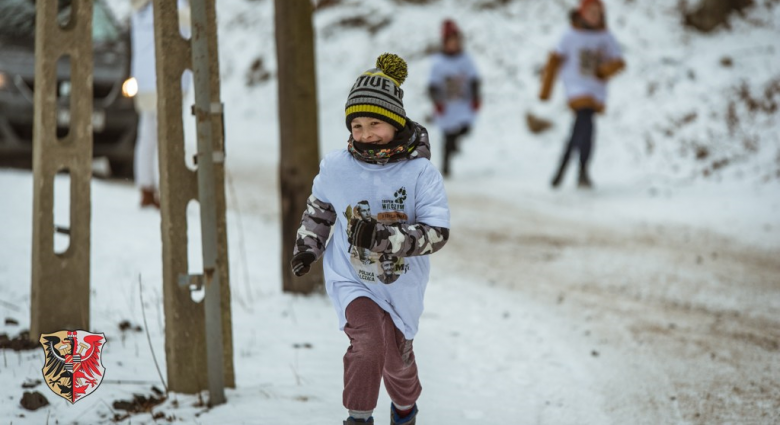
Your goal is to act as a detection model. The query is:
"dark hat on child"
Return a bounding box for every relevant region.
[441,19,460,41]
[579,0,603,14]
[345,53,408,131]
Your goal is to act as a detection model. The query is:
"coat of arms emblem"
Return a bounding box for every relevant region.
[39,330,107,403]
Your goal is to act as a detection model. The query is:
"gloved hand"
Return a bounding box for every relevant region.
[434,102,445,115]
[595,60,626,81]
[348,218,377,250]
[290,252,316,277]
[595,67,608,81]
[472,98,481,111]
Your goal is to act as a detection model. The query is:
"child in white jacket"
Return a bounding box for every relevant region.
[291,54,450,425]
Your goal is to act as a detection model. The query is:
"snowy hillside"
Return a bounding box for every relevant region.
[0,0,778,424]
[102,0,780,189]
[213,0,780,244]
[213,0,780,181]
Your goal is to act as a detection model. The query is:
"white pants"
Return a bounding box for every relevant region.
[134,110,158,189]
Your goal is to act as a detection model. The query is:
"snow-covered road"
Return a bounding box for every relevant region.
[1,154,779,424]
[439,184,780,424]
[1,0,778,421]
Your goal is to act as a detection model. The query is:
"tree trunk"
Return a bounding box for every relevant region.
[275,0,323,293]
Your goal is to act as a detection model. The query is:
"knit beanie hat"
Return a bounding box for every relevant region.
[579,0,603,15]
[442,19,460,41]
[345,53,408,131]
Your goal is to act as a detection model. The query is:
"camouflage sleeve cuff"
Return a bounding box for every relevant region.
[294,195,337,259]
[369,222,449,257]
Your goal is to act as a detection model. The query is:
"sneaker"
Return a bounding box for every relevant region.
[140,188,160,208]
[344,417,374,424]
[577,170,593,189]
[391,404,418,425]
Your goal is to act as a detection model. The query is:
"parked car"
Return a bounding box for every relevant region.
[0,0,138,177]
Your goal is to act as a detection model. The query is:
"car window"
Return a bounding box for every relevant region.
[0,0,37,38]
[91,2,121,43]
[0,0,122,43]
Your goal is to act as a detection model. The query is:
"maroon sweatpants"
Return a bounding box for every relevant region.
[343,297,422,411]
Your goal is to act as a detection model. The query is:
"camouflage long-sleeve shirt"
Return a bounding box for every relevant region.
[293,195,337,260]
[354,220,449,258]
[294,195,449,260]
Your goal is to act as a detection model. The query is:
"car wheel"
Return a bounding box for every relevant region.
[110,159,135,181]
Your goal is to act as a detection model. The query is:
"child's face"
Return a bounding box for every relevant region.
[443,35,462,54]
[581,3,603,27]
[350,117,397,145]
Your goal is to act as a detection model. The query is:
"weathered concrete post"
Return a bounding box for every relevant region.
[275,0,323,294]
[30,0,93,338]
[153,0,234,394]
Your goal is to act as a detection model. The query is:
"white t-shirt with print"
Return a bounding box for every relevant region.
[555,27,622,104]
[312,150,450,340]
[429,52,480,133]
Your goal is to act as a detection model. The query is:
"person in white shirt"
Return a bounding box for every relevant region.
[130,0,190,207]
[290,54,450,425]
[428,19,481,178]
[540,0,626,188]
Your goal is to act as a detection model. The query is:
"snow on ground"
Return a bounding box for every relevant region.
[1,0,779,424]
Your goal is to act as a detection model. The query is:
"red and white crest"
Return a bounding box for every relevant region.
[39,330,107,403]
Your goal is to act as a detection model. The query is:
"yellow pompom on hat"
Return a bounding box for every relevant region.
[345,53,408,131]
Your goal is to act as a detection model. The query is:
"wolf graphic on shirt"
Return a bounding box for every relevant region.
[345,187,409,284]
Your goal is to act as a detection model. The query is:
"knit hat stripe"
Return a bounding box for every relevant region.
[346,96,405,116]
[345,53,408,131]
[348,88,404,108]
[347,111,406,132]
[346,105,406,128]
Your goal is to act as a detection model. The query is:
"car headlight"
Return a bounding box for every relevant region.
[0,72,8,91]
[121,77,137,98]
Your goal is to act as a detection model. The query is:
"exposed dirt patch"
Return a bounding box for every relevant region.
[20,391,49,411]
[112,387,171,422]
[0,331,38,351]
